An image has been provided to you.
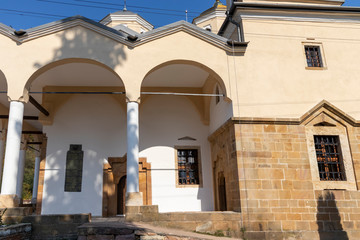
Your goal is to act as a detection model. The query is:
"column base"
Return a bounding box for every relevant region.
[125,192,143,206]
[0,194,20,208]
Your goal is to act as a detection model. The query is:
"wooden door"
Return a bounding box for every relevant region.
[218,172,227,211]
[117,176,126,215]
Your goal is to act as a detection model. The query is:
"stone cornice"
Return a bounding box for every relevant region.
[0,17,247,53]
[208,100,360,142]
[219,2,360,36]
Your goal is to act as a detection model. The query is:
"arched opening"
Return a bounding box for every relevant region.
[0,70,9,129]
[218,172,227,211]
[25,58,127,216]
[139,60,232,213]
[117,175,126,215]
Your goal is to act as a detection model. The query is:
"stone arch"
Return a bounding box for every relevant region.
[0,70,7,92]
[0,70,9,129]
[141,59,229,99]
[140,60,231,125]
[25,58,125,92]
[21,58,127,125]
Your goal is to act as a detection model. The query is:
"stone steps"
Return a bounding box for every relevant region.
[77,220,239,240]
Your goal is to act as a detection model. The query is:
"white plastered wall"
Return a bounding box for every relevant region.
[209,85,233,133]
[42,94,126,216]
[139,95,214,212]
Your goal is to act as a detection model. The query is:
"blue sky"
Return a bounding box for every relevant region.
[0,0,360,30]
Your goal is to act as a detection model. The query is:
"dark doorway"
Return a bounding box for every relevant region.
[218,172,227,211]
[117,175,126,215]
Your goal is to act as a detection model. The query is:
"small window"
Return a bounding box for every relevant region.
[215,86,220,104]
[177,149,200,185]
[305,45,323,68]
[64,144,84,192]
[314,136,346,181]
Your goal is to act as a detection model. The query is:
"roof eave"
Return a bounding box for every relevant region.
[218,2,360,36]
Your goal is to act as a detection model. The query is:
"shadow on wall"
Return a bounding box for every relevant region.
[31,22,128,215]
[33,20,127,79]
[317,191,348,240]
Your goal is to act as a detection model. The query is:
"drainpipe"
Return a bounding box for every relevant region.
[227,11,244,42]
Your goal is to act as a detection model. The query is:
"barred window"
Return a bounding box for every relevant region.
[177,149,200,185]
[305,46,323,68]
[314,136,346,181]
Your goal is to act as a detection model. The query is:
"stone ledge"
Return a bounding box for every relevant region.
[0,223,31,239]
[126,211,242,238]
[0,195,20,208]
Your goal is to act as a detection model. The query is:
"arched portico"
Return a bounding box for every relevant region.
[136,60,233,212]
[0,58,130,214]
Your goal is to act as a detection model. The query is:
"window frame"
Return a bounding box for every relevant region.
[175,146,203,188]
[305,126,356,190]
[313,135,346,181]
[302,42,327,70]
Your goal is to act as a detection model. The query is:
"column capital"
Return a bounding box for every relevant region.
[126,98,141,104]
[7,88,29,103]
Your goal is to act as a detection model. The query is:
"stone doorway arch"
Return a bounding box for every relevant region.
[102,155,152,217]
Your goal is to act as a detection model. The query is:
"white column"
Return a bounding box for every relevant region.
[1,101,24,196]
[31,152,41,204]
[16,140,27,198]
[126,101,139,193]
[0,129,6,187]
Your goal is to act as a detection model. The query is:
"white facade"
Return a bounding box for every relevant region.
[41,94,222,215]
[42,95,127,215]
[140,95,215,212]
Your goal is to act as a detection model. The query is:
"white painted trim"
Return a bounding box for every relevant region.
[239,10,360,24]
[109,15,154,30]
[0,19,246,53]
[193,10,226,25]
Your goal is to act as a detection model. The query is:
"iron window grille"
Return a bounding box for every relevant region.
[305,45,323,67]
[314,135,346,181]
[177,149,199,185]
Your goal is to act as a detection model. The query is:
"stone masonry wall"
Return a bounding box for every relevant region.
[209,121,241,212]
[210,117,360,240]
[235,123,360,239]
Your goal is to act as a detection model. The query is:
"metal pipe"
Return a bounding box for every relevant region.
[22,131,43,135]
[0,115,39,120]
[29,96,50,116]
[227,11,243,42]
[27,142,42,145]
[141,92,224,97]
[29,91,126,94]
[3,91,223,97]
[27,145,40,152]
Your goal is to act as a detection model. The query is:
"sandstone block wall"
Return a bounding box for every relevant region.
[210,110,360,239]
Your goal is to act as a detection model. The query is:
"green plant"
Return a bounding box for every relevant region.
[0,208,7,226]
[241,227,247,240]
[214,230,225,237]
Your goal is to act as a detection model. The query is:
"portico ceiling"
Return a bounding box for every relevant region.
[0,62,124,131]
[0,62,212,131]
[142,64,210,88]
[29,63,124,92]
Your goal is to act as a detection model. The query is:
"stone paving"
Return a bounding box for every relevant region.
[80,217,241,240]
